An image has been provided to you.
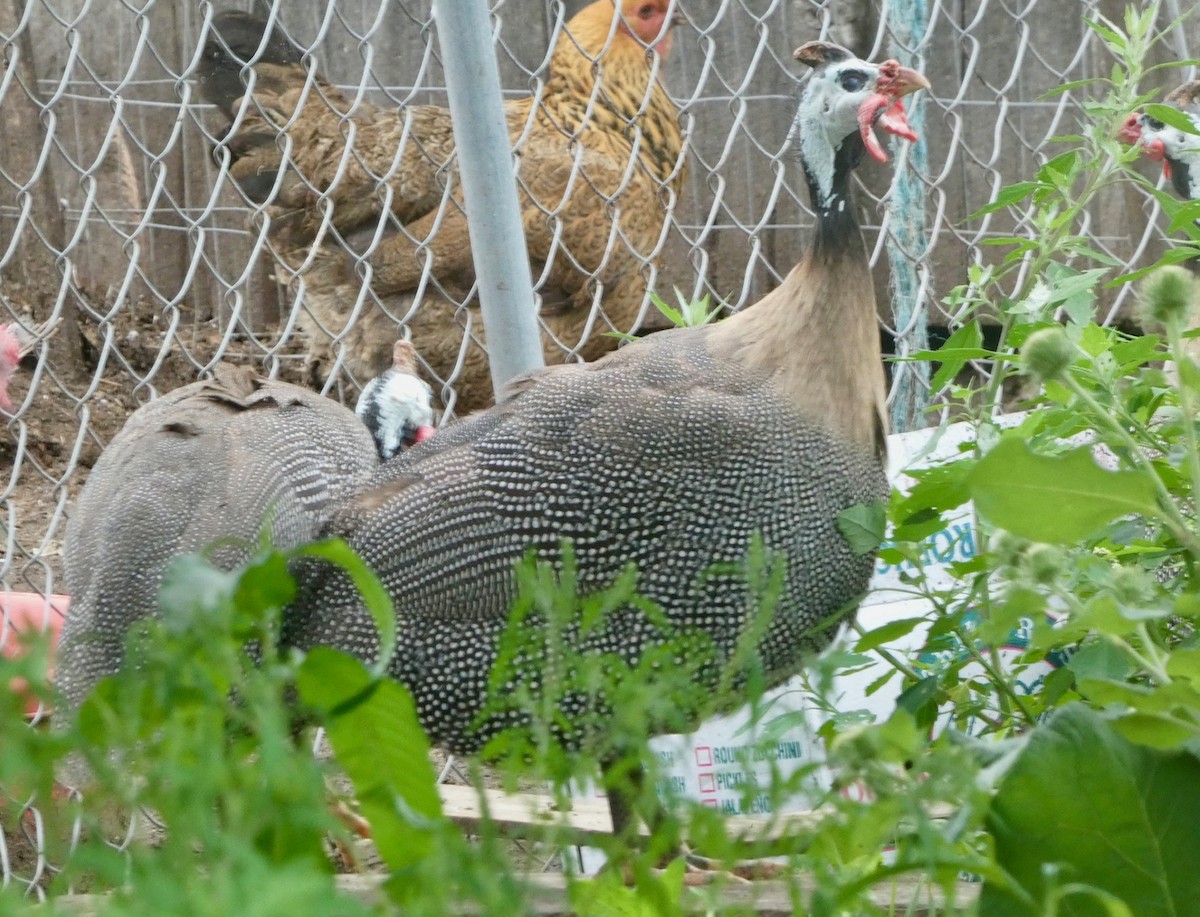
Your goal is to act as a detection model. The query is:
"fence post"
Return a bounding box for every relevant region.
[886,0,932,433]
[433,0,544,399]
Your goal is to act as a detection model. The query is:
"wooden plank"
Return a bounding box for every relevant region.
[437,782,954,847]
[50,871,980,915]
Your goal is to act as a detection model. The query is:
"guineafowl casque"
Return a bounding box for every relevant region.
[56,359,434,715]
[284,42,928,835]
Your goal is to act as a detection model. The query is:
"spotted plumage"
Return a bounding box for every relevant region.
[289,338,886,754]
[56,365,381,712]
[284,43,927,832]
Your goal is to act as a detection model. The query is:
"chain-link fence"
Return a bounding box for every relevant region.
[1,0,1197,895]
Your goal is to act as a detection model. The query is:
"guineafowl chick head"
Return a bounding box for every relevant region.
[791,42,929,212]
[355,340,436,461]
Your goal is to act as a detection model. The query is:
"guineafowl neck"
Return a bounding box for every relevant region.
[716,155,886,455]
[1170,155,1197,201]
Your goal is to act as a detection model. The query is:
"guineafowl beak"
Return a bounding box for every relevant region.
[856,61,930,164]
[1117,112,1144,146]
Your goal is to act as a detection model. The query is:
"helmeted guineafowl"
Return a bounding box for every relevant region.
[56,359,433,714]
[283,42,929,834]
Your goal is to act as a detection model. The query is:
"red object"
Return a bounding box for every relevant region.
[1,593,68,717]
[1117,112,1143,147]
[0,324,20,412]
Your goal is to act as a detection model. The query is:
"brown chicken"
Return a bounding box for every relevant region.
[198,1,686,412]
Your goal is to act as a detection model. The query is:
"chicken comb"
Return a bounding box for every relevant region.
[793,41,854,69]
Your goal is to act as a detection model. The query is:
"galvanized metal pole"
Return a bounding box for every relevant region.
[433,0,544,398]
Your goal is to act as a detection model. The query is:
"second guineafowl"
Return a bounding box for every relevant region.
[355,341,436,461]
[0,319,58,413]
[284,42,928,832]
[56,359,433,714]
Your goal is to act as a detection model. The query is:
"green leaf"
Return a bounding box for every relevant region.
[1037,151,1078,187]
[895,676,940,731]
[1145,103,1200,136]
[1039,78,1103,99]
[1067,640,1134,682]
[296,648,444,875]
[972,182,1042,217]
[648,290,720,329]
[291,539,396,677]
[837,502,886,555]
[1084,18,1125,52]
[1109,334,1162,371]
[931,321,984,395]
[568,857,686,916]
[854,617,927,653]
[233,551,297,618]
[1110,712,1200,750]
[158,553,239,631]
[981,704,1200,916]
[967,439,1159,544]
[892,458,975,530]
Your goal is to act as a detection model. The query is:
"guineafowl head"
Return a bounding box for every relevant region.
[791,42,929,214]
[1120,82,1200,202]
[0,325,20,412]
[355,340,436,461]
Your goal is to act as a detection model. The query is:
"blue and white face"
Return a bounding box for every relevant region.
[1121,103,1200,201]
[791,43,928,209]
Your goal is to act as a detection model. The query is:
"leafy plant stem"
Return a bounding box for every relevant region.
[1165,317,1200,532]
[978,71,1152,417]
[848,620,924,683]
[1060,373,1200,556]
[953,626,1038,727]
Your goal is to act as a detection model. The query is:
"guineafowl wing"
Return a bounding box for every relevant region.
[285,326,885,753]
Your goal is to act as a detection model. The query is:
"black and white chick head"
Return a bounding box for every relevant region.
[1120,81,1200,202]
[790,42,929,214]
[356,340,436,461]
